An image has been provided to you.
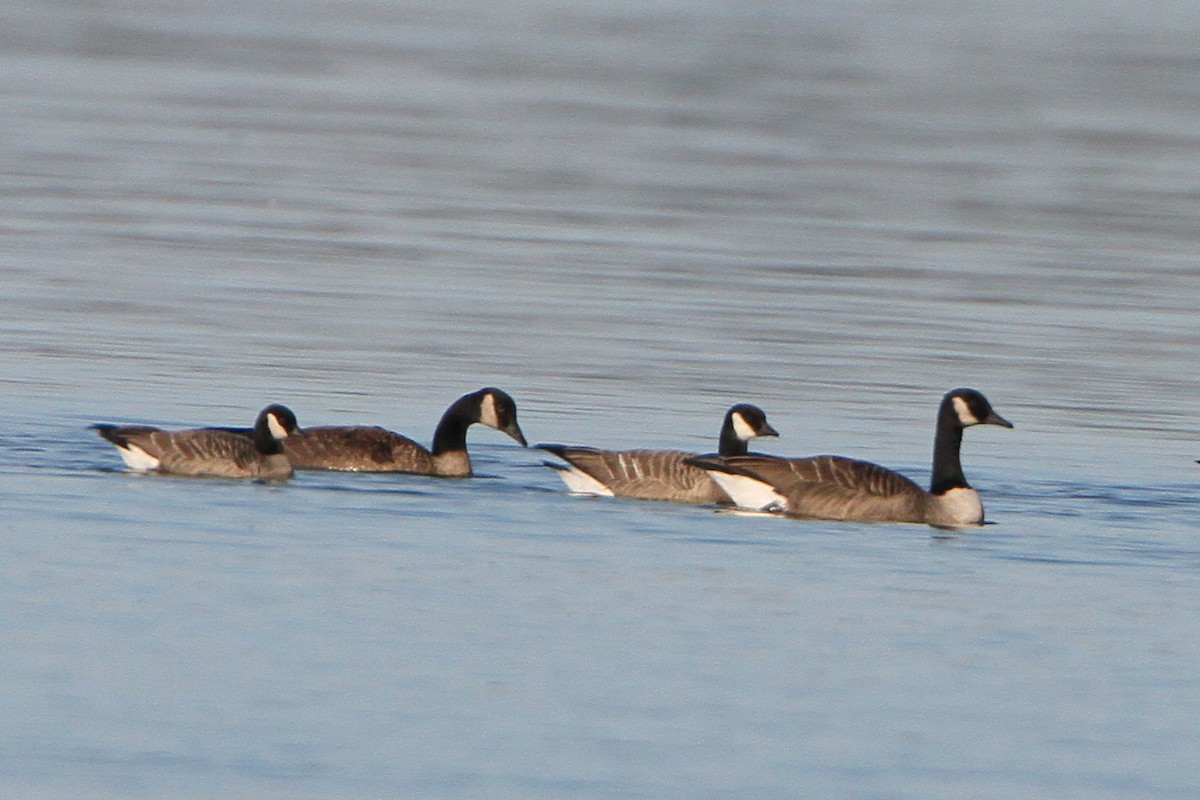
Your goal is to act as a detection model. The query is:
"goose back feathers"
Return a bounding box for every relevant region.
[539,403,778,503]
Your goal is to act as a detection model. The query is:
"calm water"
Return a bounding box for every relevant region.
[2,0,1199,797]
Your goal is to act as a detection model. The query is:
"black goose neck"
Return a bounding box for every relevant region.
[929,411,968,494]
[252,419,285,456]
[430,393,477,456]
[717,418,749,456]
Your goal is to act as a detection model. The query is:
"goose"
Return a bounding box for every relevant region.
[537,403,779,503]
[270,387,527,475]
[92,404,297,480]
[685,388,1011,526]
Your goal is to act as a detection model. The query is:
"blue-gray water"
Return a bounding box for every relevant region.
[2,1,1199,798]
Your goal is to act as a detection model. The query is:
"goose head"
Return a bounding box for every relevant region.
[941,388,1013,430]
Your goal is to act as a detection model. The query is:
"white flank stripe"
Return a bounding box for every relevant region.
[554,465,615,496]
[116,443,160,472]
[704,470,787,511]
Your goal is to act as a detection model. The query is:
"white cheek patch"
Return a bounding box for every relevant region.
[731,411,758,441]
[267,413,289,439]
[479,392,500,429]
[951,396,979,425]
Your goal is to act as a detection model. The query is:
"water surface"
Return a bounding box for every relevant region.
[2,1,1199,797]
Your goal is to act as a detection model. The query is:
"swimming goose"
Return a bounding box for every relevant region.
[538,403,779,503]
[93,404,297,480]
[685,388,1011,526]
[276,387,527,475]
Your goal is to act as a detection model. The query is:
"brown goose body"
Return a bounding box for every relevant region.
[686,388,1012,526]
[93,404,296,480]
[538,403,778,503]
[273,388,527,476]
[687,453,936,523]
[283,426,446,474]
[540,446,730,503]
